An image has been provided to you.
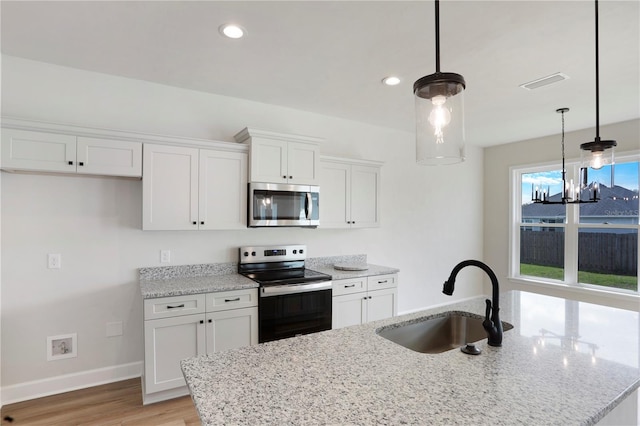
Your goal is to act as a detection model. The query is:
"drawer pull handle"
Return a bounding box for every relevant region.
[167,304,185,309]
[378,280,388,284]
[224,297,241,302]
[345,284,356,288]
[199,320,204,324]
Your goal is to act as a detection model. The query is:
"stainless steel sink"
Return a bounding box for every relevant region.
[377,311,514,354]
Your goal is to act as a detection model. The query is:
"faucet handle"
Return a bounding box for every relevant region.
[483,299,494,328]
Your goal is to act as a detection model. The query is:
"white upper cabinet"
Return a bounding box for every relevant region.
[143,144,199,230]
[76,137,142,177]
[198,149,247,230]
[234,127,321,185]
[319,157,381,228]
[247,138,288,184]
[1,128,142,177]
[143,144,247,231]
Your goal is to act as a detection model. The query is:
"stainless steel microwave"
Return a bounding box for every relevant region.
[248,182,319,227]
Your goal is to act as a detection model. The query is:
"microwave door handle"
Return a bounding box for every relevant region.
[305,192,312,220]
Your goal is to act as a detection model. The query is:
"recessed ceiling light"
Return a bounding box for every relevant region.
[219,24,245,39]
[382,76,401,86]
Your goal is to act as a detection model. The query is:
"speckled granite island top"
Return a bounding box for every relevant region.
[181,290,639,425]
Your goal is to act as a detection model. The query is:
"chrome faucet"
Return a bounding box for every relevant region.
[442,260,503,347]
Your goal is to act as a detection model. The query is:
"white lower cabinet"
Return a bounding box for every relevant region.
[332,274,397,329]
[206,307,258,353]
[143,288,258,404]
[143,313,206,395]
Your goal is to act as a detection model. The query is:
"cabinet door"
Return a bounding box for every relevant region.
[76,137,142,177]
[350,165,380,228]
[287,142,319,185]
[199,150,247,230]
[249,138,287,183]
[142,144,199,230]
[205,307,258,353]
[366,287,397,323]
[144,314,206,394]
[319,161,351,228]
[1,128,76,173]
[332,292,366,329]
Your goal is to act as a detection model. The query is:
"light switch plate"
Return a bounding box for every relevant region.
[48,253,61,269]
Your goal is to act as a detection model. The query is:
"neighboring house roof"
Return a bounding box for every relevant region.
[522,185,639,220]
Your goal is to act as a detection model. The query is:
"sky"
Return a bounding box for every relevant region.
[521,161,639,205]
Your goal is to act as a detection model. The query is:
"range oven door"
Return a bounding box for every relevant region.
[249,182,320,227]
[258,282,332,343]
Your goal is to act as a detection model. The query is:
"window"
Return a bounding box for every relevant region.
[512,156,639,294]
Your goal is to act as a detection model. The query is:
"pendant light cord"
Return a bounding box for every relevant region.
[595,0,600,141]
[435,0,441,73]
[561,110,567,196]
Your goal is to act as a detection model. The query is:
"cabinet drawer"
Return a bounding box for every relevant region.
[332,278,367,296]
[367,274,397,291]
[206,288,258,312]
[144,294,206,320]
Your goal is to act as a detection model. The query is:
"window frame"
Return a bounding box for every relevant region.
[510,150,640,295]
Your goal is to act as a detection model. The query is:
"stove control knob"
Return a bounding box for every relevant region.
[293,250,297,254]
[243,251,249,257]
[251,251,256,256]
[299,249,304,254]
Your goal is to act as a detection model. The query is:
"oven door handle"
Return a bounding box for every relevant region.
[260,281,332,297]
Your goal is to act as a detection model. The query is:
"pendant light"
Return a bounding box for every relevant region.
[532,108,599,205]
[580,0,616,172]
[414,0,466,165]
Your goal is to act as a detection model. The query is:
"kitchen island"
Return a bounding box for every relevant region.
[181,290,639,425]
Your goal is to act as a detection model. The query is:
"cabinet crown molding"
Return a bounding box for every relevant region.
[320,155,384,167]
[234,127,323,145]
[1,116,247,153]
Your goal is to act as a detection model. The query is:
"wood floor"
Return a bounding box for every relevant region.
[0,379,200,425]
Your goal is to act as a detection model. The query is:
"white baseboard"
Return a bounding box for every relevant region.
[1,361,143,405]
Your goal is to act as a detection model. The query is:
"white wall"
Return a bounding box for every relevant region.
[0,55,485,400]
[484,118,640,311]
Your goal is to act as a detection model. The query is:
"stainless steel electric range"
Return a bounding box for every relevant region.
[238,245,332,343]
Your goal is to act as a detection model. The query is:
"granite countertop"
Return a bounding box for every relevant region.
[310,263,399,281]
[139,256,397,299]
[140,274,258,299]
[181,290,640,425]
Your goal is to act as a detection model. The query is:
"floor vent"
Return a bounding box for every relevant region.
[519,72,569,90]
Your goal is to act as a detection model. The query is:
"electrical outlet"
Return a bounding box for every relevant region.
[48,253,62,269]
[160,250,171,263]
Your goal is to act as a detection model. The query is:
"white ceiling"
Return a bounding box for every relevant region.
[1,1,638,147]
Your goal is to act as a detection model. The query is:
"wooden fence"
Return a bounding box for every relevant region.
[520,229,637,276]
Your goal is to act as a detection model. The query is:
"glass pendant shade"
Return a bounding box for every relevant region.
[415,73,466,165]
[580,139,616,171]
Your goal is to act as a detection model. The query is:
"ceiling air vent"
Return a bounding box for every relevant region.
[519,72,569,90]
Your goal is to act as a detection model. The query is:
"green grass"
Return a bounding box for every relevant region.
[520,264,638,292]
